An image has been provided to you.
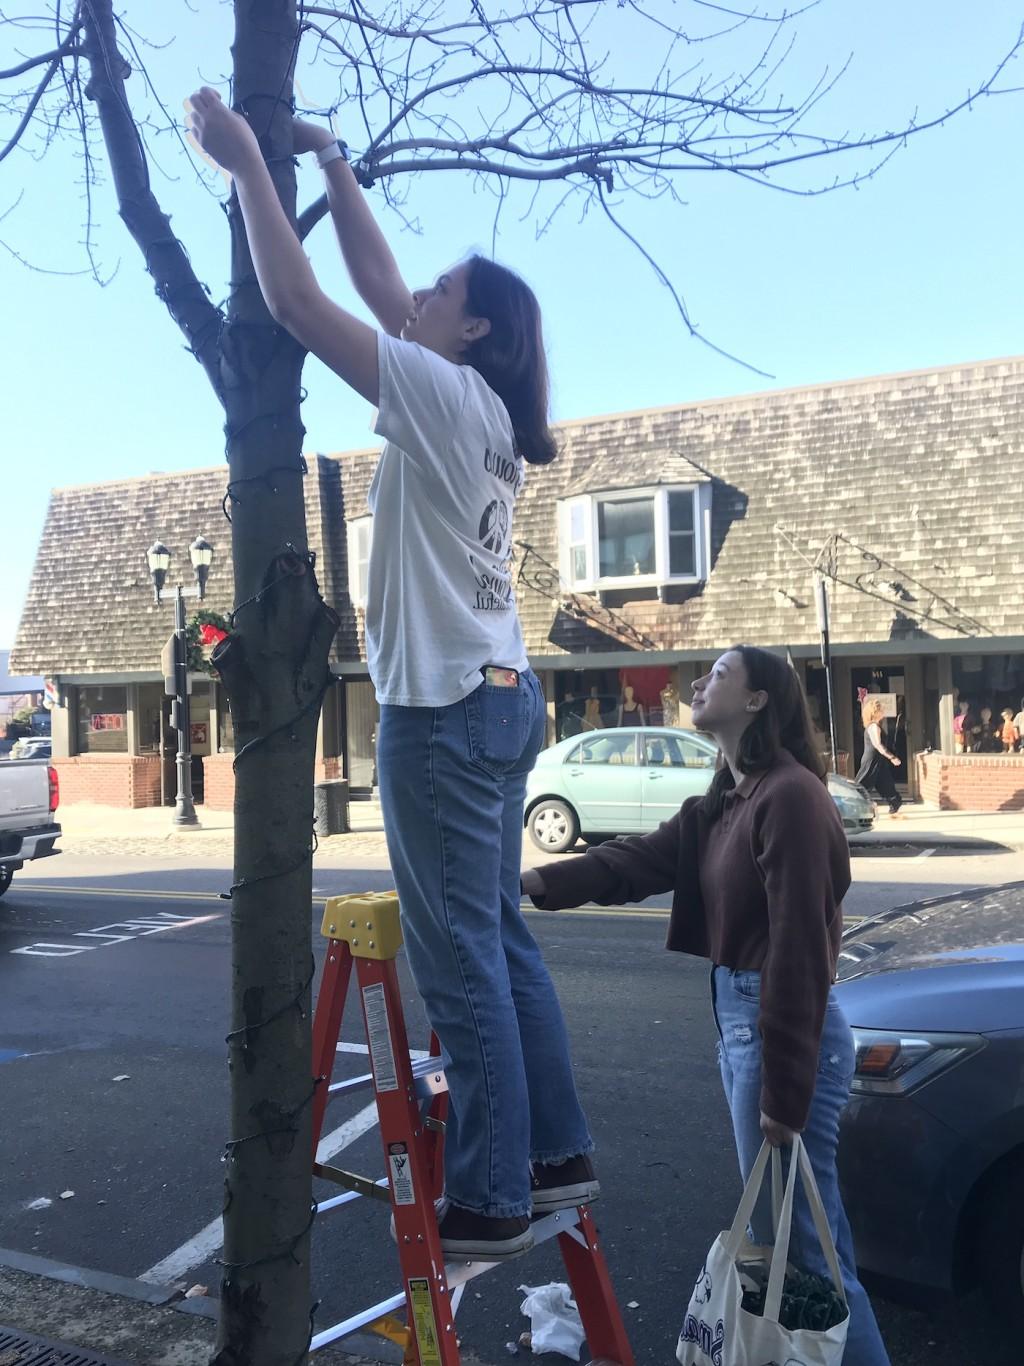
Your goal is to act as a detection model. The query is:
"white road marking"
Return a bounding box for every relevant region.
[141,1092,391,1284]
[10,912,220,958]
[916,847,936,859]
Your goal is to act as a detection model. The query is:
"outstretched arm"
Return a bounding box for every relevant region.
[295,120,414,338]
[187,88,379,403]
[522,808,683,910]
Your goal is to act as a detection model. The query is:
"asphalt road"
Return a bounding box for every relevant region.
[1,845,1021,1366]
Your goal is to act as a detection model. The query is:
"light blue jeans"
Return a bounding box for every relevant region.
[377,669,593,1218]
[712,966,891,1366]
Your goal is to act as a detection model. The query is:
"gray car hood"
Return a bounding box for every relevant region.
[833,882,1024,1033]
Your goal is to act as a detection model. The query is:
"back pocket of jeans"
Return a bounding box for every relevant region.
[465,682,530,773]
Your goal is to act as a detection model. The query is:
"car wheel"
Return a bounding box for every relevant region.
[0,866,13,898]
[527,800,580,854]
[977,1158,1024,1337]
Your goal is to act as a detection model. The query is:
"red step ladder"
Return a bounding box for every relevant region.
[308,892,635,1366]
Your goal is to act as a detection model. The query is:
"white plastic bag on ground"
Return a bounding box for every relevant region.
[519,1282,585,1360]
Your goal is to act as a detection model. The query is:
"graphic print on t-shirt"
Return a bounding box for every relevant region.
[479,498,510,554]
[468,549,515,612]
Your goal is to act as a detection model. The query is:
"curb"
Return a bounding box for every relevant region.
[0,1247,405,1364]
[849,832,1017,853]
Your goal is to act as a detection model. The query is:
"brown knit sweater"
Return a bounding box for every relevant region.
[529,750,850,1130]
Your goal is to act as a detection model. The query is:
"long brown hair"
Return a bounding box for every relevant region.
[701,645,826,821]
[463,255,558,466]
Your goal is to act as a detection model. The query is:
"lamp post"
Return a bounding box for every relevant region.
[189,534,214,600]
[148,535,215,827]
[815,575,840,774]
[146,541,171,605]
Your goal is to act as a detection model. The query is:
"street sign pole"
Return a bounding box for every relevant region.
[815,575,840,775]
[168,586,198,827]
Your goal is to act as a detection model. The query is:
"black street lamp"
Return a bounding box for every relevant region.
[146,534,216,827]
[146,541,171,604]
[189,534,214,600]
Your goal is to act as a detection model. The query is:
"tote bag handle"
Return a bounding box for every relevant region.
[722,1141,789,1258]
[764,1135,848,1322]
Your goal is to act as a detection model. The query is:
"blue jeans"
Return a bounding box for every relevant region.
[712,966,891,1366]
[377,669,593,1218]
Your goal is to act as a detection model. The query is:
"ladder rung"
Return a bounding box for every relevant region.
[310,1290,408,1352]
[314,1177,389,1216]
[327,1055,447,1102]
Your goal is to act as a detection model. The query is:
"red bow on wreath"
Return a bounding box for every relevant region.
[199,623,228,647]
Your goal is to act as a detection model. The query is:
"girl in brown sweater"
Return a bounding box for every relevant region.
[522,645,889,1365]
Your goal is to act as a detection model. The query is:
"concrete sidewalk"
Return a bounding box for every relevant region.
[52,799,388,863]
[48,797,1024,862]
[854,804,1024,852]
[0,1248,495,1366]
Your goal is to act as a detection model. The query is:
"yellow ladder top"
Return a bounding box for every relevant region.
[321,892,403,961]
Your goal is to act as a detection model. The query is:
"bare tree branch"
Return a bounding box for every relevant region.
[77,0,223,391]
[0,41,82,79]
[0,7,82,163]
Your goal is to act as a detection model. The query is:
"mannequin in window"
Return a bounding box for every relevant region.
[660,682,680,729]
[583,686,603,732]
[617,683,645,728]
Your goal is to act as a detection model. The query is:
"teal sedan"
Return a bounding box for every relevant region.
[524,726,875,853]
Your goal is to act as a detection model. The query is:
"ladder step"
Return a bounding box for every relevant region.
[328,1055,447,1102]
[309,1211,589,1353]
[310,1290,408,1351]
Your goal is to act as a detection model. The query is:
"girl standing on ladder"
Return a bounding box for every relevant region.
[187,90,596,1261]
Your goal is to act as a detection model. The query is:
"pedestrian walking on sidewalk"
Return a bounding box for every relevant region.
[856,698,903,815]
[522,646,891,1366]
[186,90,595,1263]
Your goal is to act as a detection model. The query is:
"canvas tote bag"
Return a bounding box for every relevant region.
[676,1136,849,1366]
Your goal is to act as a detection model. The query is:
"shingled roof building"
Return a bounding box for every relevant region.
[12,355,1024,812]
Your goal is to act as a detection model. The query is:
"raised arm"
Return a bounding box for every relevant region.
[295,120,414,339]
[187,89,379,403]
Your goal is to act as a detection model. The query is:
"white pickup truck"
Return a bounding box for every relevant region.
[0,758,61,896]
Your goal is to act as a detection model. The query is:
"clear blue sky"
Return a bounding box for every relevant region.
[2,2,1022,646]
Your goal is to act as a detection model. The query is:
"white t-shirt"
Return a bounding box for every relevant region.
[364,333,529,707]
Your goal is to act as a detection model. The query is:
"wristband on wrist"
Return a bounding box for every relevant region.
[315,139,349,169]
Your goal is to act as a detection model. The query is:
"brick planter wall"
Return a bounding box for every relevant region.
[54,755,162,808]
[203,752,236,811]
[202,754,345,811]
[915,751,1024,811]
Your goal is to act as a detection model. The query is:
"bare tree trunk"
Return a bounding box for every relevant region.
[210,5,337,1363]
[81,1,334,1360]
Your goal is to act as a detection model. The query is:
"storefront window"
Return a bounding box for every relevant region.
[345,678,379,792]
[554,665,677,742]
[137,682,166,755]
[76,685,128,754]
[952,655,1024,754]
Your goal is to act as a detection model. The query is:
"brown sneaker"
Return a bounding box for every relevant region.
[437,1201,534,1261]
[530,1154,600,1214]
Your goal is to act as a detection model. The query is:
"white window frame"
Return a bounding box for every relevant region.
[347,516,373,608]
[558,485,709,591]
[561,496,592,587]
